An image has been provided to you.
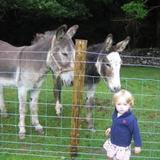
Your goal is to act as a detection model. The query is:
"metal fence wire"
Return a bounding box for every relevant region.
[0,51,160,160]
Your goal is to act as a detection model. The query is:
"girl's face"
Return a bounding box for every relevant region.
[115,96,131,114]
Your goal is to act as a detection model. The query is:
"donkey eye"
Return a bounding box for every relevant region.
[105,63,111,67]
[62,53,68,57]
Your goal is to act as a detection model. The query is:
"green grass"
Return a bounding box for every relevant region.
[0,66,160,160]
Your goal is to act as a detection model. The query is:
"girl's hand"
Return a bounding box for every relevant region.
[105,128,111,136]
[134,147,141,154]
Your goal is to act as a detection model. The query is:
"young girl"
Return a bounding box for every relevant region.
[103,89,142,160]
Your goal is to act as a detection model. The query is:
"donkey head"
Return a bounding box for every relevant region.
[47,24,79,85]
[95,34,130,92]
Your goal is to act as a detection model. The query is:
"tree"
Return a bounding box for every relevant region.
[0,0,159,47]
[0,0,90,19]
[121,0,148,20]
[116,0,160,48]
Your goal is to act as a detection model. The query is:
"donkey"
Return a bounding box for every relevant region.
[0,24,79,139]
[54,34,130,131]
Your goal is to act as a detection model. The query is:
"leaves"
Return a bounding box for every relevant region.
[0,0,90,19]
[121,0,148,20]
[0,0,150,20]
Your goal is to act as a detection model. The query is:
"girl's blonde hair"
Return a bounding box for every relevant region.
[112,89,134,107]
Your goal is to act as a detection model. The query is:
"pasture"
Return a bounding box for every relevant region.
[0,66,160,160]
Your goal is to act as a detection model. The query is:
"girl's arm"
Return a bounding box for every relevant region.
[133,118,142,154]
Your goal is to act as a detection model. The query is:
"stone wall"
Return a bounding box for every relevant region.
[121,48,160,67]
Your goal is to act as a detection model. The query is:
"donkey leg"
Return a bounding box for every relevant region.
[85,84,96,132]
[30,89,44,135]
[0,86,8,117]
[18,87,28,139]
[54,76,63,116]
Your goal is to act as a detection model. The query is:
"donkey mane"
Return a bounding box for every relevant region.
[31,31,55,45]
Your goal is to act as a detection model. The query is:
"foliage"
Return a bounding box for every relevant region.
[89,0,113,5]
[0,0,150,20]
[0,0,90,19]
[0,0,119,20]
[121,0,148,20]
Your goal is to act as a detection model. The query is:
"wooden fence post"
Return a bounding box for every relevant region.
[70,39,87,159]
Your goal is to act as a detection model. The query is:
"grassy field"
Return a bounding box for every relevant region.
[0,66,160,160]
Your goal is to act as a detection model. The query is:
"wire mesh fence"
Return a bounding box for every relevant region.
[0,52,160,160]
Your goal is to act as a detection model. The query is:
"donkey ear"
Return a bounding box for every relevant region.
[103,34,113,52]
[115,36,130,52]
[56,24,68,41]
[66,25,79,38]
[50,25,68,49]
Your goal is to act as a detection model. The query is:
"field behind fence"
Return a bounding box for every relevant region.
[0,66,160,160]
